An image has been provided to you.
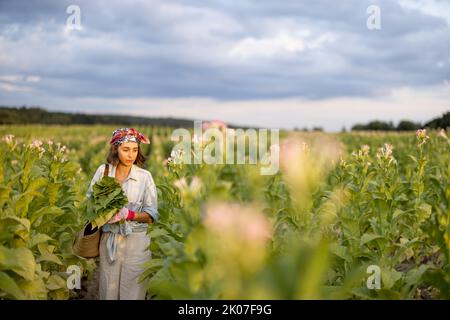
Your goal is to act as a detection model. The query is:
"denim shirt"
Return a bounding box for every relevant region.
[86,163,159,229]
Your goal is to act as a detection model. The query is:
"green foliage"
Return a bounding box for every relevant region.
[82,176,128,228]
[0,135,95,299]
[0,126,449,300]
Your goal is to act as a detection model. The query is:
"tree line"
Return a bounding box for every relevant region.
[1,106,448,132]
[0,106,195,127]
[351,112,449,131]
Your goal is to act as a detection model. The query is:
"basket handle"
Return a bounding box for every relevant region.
[103,163,109,177]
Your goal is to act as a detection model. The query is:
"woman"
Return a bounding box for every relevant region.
[86,127,158,300]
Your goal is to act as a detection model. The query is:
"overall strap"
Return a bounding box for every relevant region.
[103,163,110,177]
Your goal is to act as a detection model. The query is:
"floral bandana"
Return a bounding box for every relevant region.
[110,128,150,146]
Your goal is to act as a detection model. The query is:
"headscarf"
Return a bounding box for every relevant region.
[110,127,150,146]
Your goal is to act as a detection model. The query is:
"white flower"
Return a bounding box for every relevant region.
[376,143,396,165]
[170,148,185,164]
[174,177,188,191]
[30,139,43,149]
[352,144,370,160]
[58,144,67,153]
[437,129,448,139]
[362,144,370,155]
[189,176,202,194]
[383,143,393,157]
[174,176,203,197]
[2,134,14,144]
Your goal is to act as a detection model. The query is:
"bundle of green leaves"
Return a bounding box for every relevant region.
[83,176,128,228]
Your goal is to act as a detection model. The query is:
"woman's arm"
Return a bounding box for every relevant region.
[141,172,159,223]
[109,208,154,224]
[132,212,153,224]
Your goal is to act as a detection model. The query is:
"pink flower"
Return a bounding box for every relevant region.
[416,129,428,139]
[415,129,429,146]
[202,202,273,278]
[204,203,272,244]
[30,139,45,154]
[202,120,228,131]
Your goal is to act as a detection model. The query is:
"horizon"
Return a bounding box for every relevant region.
[1,105,447,133]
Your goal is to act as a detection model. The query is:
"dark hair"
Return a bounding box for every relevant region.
[106,143,147,168]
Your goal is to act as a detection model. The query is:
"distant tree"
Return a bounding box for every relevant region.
[352,120,394,131]
[312,127,323,132]
[351,124,366,131]
[0,106,197,128]
[424,111,449,130]
[366,120,395,131]
[397,120,421,131]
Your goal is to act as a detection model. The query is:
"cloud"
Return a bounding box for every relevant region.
[0,74,41,93]
[228,29,337,59]
[0,83,32,93]
[398,0,450,26]
[0,75,41,83]
[0,0,449,127]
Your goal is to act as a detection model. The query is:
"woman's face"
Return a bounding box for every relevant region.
[117,142,139,167]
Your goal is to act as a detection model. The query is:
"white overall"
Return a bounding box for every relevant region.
[99,231,151,300]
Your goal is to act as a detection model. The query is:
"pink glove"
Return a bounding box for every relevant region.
[107,207,136,224]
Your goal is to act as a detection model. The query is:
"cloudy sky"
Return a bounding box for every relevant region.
[0,0,449,131]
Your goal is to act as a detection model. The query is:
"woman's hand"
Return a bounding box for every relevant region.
[108,207,135,224]
[133,212,153,224]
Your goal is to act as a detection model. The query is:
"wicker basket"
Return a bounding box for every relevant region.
[72,223,102,258]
